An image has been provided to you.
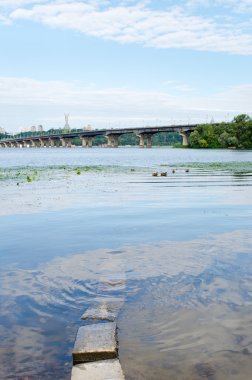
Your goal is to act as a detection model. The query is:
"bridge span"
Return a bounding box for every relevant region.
[0,124,197,148]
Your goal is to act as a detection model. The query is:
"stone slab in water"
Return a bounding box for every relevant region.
[71,359,125,380]
[81,305,116,321]
[72,322,117,364]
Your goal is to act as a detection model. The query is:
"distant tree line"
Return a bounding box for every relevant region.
[189,114,252,149]
[0,132,12,139]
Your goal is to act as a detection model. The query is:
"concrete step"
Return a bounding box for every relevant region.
[72,322,117,364]
[71,359,125,380]
[81,305,116,322]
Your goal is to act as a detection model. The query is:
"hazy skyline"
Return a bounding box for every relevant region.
[1,0,252,131]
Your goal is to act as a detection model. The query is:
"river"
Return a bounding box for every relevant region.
[0,147,252,380]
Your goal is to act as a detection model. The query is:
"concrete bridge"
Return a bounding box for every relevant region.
[0,124,197,148]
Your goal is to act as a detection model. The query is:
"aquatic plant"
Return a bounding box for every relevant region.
[176,161,252,174]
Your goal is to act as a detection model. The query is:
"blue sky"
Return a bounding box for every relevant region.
[0,0,252,132]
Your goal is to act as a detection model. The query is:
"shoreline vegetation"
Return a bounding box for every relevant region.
[0,114,251,150]
[188,114,252,150]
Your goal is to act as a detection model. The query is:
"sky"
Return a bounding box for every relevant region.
[0,0,252,132]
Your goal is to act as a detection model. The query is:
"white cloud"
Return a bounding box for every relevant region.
[0,77,251,130]
[186,0,252,13]
[0,0,48,8]
[0,1,249,54]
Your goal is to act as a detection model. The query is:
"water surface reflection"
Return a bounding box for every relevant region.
[1,231,252,379]
[119,244,252,380]
[1,151,252,379]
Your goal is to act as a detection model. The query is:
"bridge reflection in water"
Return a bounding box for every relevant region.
[0,125,196,148]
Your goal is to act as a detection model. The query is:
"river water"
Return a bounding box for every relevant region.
[0,147,252,380]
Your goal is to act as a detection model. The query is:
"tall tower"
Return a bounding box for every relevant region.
[64,113,70,130]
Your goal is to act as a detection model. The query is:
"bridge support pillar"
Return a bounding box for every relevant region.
[45,139,51,147]
[146,135,152,148]
[87,137,93,147]
[29,140,36,147]
[113,135,119,148]
[179,130,190,146]
[106,135,113,147]
[22,140,29,148]
[137,133,153,148]
[40,139,47,147]
[61,138,72,147]
[82,137,93,148]
[82,137,87,147]
[49,138,55,147]
[34,140,41,147]
[39,139,45,147]
[138,134,145,148]
[106,134,120,148]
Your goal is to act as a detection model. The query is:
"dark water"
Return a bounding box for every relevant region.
[0,148,252,380]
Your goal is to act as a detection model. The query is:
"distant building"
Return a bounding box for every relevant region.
[31,126,36,132]
[83,124,92,131]
[37,125,43,132]
[0,127,6,134]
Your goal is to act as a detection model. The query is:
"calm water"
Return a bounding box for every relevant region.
[1,146,252,168]
[0,147,252,380]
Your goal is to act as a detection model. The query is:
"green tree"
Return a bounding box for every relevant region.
[189,115,252,149]
[233,114,251,124]
[189,130,201,148]
[199,138,208,148]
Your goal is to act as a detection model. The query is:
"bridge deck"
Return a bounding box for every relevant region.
[0,124,197,143]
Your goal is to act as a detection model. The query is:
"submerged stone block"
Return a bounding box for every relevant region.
[72,322,117,364]
[81,305,116,322]
[71,359,125,380]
